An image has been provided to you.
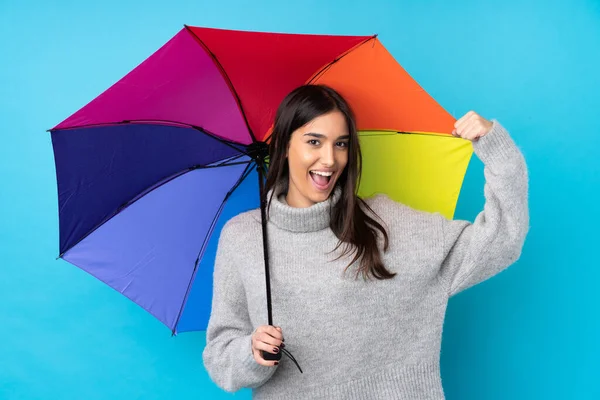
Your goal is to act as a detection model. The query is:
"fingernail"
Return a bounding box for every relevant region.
[274,361,279,365]
[281,343,285,349]
[273,347,279,353]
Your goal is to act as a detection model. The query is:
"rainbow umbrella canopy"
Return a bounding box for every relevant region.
[49,25,473,335]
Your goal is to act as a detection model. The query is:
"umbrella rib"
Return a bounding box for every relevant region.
[199,154,250,168]
[48,119,251,157]
[172,162,257,334]
[359,131,453,138]
[306,35,377,85]
[184,25,257,144]
[56,159,253,260]
[194,159,253,169]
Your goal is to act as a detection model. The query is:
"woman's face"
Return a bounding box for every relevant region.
[285,110,350,208]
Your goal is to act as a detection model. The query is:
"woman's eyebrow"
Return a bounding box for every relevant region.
[303,132,325,138]
[303,133,350,140]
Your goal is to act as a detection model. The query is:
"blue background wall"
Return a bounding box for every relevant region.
[1,0,598,398]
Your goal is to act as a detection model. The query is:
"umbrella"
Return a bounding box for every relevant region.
[48,25,472,368]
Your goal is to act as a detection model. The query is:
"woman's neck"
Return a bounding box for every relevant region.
[268,184,342,233]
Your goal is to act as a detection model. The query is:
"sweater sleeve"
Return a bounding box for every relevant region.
[202,219,278,392]
[437,119,530,297]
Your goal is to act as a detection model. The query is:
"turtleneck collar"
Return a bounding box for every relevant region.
[265,183,342,233]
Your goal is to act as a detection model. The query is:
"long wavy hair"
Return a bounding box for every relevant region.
[264,84,395,281]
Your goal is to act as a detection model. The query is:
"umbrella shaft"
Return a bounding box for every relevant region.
[257,161,274,327]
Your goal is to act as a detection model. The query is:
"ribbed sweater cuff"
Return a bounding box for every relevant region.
[472,119,523,166]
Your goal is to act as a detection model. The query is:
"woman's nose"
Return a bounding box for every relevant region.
[320,146,335,166]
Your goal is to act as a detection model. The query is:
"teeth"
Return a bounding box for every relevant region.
[310,171,333,177]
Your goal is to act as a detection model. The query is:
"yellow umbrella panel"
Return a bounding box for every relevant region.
[358,130,472,219]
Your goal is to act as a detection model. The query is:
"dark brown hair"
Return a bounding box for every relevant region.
[264,84,395,281]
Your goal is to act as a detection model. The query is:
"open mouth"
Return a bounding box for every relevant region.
[309,170,334,191]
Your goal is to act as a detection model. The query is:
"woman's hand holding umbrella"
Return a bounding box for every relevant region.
[252,325,285,366]
[452,111,494,141]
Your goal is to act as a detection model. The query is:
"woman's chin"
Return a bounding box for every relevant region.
[308,185,335,203]
[310,193,329,203]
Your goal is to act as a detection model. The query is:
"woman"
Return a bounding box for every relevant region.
[202,84,529,399]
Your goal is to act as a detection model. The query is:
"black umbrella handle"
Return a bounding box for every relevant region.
[261,350,282,361]
[262,348,303,373]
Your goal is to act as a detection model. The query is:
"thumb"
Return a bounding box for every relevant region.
[275,326,282,331]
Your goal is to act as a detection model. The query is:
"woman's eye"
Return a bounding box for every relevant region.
[308,140,319,145]
[337,142,348,148]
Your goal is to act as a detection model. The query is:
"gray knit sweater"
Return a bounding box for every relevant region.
[202,120,529,399]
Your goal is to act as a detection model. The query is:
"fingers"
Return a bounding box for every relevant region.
[255,338,281,357]
[257,325,283,342]
[462,125,484,141]
[454,110,477,131]
[453,111,492,141]
[251,325,285,367]
[256,328,284,348]
[252,351,278,367]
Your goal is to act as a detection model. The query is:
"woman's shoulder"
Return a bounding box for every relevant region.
[220,208,262,237]
[215,209,262,256]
